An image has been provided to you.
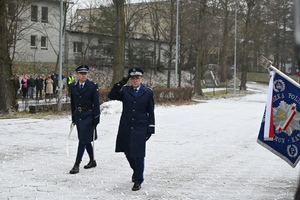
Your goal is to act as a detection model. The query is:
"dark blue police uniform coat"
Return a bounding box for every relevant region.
[70,79,100,144]
[108,83,155,157]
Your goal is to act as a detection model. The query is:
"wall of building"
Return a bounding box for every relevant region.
[11,0,62,63]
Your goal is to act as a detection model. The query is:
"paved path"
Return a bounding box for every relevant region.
[1,83,299,199]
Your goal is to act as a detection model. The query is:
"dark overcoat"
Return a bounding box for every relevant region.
[35,78,44,90]
[70,79,100,144]
[108,83,155,157]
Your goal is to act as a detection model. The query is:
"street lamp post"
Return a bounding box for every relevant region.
[175,0,179,87]
[58,0,63,111]
[233,0,237,93]
[295,0,300,67]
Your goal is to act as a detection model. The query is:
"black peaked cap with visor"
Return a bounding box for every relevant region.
[76,65,89,73]
[128,67,144,78]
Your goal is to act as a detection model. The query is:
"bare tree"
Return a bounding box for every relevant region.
[70,0,296,91]
[7,0,35,62]
[193,0,210,96]
[112,0,126,85]
[129,0,164,74]
[267,0,294,72]
[0,0,17,113]
[166,0,175,88]
[218,0,234,83]
[239,0,258,90]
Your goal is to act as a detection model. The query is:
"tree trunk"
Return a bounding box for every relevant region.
[112,0,125,86]
[0,0,17,113]
[240,0,256,90]
[194,1,206,96]
[167,0,175,88]
[219,5,230,83]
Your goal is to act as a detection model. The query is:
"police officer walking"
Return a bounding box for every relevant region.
[108,67,155,191]
[69,65,100,174]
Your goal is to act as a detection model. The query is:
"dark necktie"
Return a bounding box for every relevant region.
[134,89,138,96]
[80,84,83,90]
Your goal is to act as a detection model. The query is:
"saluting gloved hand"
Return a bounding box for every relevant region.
[146,133,152,141]
[146,126,154,141]
[118,76,130,86]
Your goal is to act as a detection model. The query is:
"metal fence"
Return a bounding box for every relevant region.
[18,95,71,112]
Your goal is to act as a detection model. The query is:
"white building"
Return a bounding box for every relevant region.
[10,0,63,63]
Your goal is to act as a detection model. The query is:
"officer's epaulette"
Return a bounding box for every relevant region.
[143,86,153,91]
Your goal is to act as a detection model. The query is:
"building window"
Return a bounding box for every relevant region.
[31,35,37,48]
[103,45,113,55]
[8,3,16,18]
[31,5,38,22]
[41,7,48,23]
[41,36,47,49]
[73,42,83,53]
[88,48,95,57]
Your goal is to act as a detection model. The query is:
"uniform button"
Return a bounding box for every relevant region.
[132,118,134,121]
[133,109,135,112]
[131,127,133,129]
[134,101,136,103]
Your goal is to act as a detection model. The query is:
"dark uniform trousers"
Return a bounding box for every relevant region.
[126,156,145,184]
[76,142,94,162]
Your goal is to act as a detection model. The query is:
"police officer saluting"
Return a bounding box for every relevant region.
[69,65,100,174]
[108,67,155,191]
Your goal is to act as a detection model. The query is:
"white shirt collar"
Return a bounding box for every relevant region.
[79,82,85,86]
[134,86,140,91]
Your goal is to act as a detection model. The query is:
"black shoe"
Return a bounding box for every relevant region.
[69,165,79,174]
[132,183,141,191]
[84,160,97,169]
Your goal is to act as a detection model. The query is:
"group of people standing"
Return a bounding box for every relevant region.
[69,65,155,191]
[13,74,60,100]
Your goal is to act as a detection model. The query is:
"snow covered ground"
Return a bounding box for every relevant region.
[1,82,300,200]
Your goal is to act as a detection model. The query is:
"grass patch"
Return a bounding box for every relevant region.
[237,72,299,84]
[204,89,234,95]
[0,110,70,119]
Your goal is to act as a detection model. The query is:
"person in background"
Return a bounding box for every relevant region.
[21,75,28,99]
[67,73,75,94]
[69,65,100,174]
[45,76,53,99]
[107,67,155,191]
[35,75,44,100]
[52,75,58,95]
[44,75,48,93]
[27,75,36,99]
[13,74,20,99]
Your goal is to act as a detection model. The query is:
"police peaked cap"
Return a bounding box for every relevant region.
[76,65,89,73]
[128,67,144,77]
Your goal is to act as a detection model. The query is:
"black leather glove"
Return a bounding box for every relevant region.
[146,133,152,141]
[72,115,75,124]
[118,76,129,86]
